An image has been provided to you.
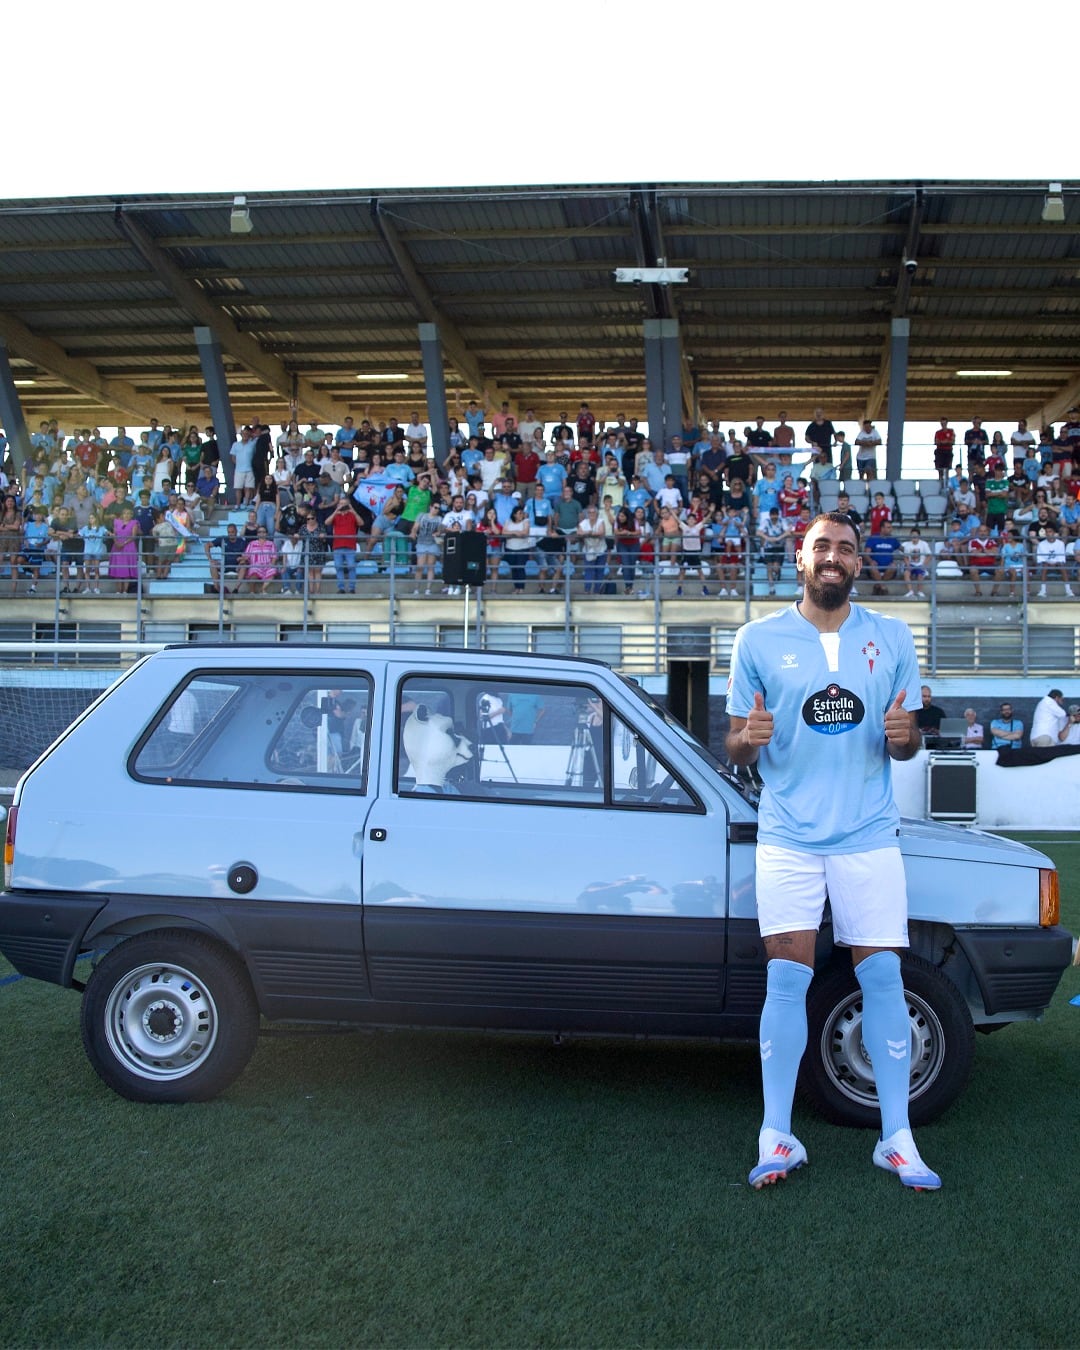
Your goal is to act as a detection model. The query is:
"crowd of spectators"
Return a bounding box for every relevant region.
[915,685,1080,750]
[2,402,1079,598]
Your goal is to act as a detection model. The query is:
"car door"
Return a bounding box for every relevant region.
[361,670,731,1035]
[127,666,378,1018]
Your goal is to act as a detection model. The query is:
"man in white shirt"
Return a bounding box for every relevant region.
[901,528,931,598]
[404,413,428,448]
[1030,689,1068,747]
[517,408,544,445]
[854,420,882,479]
[1010,418,1036,469]
[1036,526,1073,597]
[961,708,984,748]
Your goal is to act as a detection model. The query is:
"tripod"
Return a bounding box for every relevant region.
[564,714,602,788]
[478,711,517,784]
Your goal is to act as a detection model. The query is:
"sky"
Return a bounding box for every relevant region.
[6,1,1072,199]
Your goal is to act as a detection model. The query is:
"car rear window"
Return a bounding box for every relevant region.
[132,671,373,792]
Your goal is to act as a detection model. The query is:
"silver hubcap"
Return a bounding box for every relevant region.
[103,961,219,1081]
[819,987,945,1107]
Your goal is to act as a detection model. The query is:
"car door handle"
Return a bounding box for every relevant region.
[353,829,386,855]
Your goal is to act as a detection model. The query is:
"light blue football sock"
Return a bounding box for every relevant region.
[759,958,814,1134]
[855,950,911,1140]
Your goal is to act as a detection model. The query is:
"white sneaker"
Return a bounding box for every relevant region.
[425,587,432,596]
[873,1128,941,1191]
[1037,585,1047,597]
[916,591,927,599]
[850,586,859,597]
[1066,585,1075,598]
[904,590,916,598]
[748,1127,808,1189]
[411,588,420,595]
[718,587,728,596]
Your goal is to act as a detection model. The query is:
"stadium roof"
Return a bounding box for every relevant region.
[1,180,1078,430]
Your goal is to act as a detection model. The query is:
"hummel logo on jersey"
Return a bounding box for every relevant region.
[759,1039,773,1061]
[886,1037,907,1060]
[781,653,798,669]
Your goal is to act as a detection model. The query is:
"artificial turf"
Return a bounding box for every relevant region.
[1,836,1077,1349]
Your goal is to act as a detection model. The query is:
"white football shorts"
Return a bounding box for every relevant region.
[754,842,909,948]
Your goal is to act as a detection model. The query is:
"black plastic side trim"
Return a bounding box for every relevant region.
[951,925,1072,1015]
[0,891,107,986]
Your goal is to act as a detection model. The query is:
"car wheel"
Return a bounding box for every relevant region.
[801,953,975,1128]
[80,929,259,1104]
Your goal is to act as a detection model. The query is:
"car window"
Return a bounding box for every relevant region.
[610,710,696,809]
[396,675,697,811]
[132,671,372,791]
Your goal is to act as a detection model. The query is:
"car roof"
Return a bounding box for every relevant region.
[160,642,612,673]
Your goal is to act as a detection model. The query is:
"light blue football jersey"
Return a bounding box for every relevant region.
[726,603,922,852]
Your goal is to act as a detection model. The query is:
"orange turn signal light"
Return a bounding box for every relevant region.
[1039,868,1059,927]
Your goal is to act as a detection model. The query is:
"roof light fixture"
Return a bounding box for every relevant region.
[1041,183,1065,223]
[956,370,1013,378]
[355,372,410,381]
[230,195,253,235]
[614,267,689,285]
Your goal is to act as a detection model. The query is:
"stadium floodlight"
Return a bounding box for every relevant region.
[1041,183,1065,223]
[614,267,689,285]
[230,195,254,234]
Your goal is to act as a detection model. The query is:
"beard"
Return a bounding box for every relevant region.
[802,566,855,610]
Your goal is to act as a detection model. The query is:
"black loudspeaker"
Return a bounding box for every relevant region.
[442,532,486,586]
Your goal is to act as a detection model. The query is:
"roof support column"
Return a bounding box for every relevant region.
[194,327,237,501]
[0,338,33,482]
[885,318,910,482]
[644,319,682,450]
[418,323,449,468]
[660,321,683,450]
[644,320,665,452]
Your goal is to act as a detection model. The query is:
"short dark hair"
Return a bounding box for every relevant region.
[810,510,861,547]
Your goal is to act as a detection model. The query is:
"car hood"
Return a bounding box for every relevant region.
[898,817,1053,869]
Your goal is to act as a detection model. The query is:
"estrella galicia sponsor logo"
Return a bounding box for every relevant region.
[801,683,865,735]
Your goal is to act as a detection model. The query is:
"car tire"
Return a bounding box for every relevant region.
[80,929,259,1104]
[800,953,975,1128]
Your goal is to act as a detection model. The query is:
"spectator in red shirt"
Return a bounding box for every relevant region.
[933,418,955,488]
[576,403,596,445]
[967,523,1002,597]
[868,491,892,536]
[328,496,363,593]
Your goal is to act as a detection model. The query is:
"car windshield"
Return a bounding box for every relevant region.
[616,674,758,804]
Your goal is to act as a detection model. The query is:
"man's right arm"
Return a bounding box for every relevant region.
[725,693,772,765]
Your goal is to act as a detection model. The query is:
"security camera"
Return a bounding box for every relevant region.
[902,258,918,275]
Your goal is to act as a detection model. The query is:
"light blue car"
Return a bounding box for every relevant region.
[0,644,1071,1116]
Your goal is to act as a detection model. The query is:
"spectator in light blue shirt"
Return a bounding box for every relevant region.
[642,452,671,496]
[753,464,782,517]
[525,483,552,527]
[537,453,567,503]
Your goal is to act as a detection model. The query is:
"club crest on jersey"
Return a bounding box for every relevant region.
[862,640,880,674]
[801,683,865,734]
